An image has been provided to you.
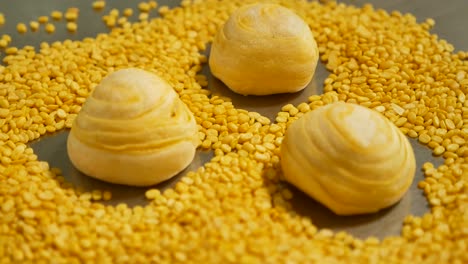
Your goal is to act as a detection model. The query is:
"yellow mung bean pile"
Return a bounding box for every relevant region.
[0,0,467,263]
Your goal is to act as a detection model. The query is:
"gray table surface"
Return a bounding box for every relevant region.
[1,0,466,240]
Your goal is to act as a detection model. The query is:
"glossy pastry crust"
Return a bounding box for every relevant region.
[209,3,319,95]
[280,102,416,215]
[67,68,198,186]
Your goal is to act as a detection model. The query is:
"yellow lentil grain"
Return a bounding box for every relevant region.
[257,116,271,125]
[79,192,92,201]
[38,190,54,201]
[0,13,4,26]
[103,16,116,27]
[444,119,455,130]
[418,133,431,144]
[243,142,255,153]
[220,144,231,153]
[446,144,459,152]
[20,209,36,219]
[145,189,160,200]
[433,146,446,156]
[16,23,27,33]
[50,11,63,20]
[138,13,149,21]
[92,1,106,10]
[37,16,48,23]
[138,2,151,12]
[254,152,269,162]
[214,148,223,156]
[391,103,405,115]
[123,8,133,17]
[5,46,18,54]
[117,17,128,26]
[373,105,385,112]
[158,5,169,15]
[2,34,11,42]
[65,8,79,21]
[295,99,311,109]
[432,135,443,144]
[91,190,103,200]
[109,8,119,17]
[44,23,55,34]
[395,117,408,127]
[29,21,39,31]
[66,22,78,32]
[148,1,157,9]
[2,199,14,212]
[452,136,465,145]
[408,130,418,138]
[56,109,67,119]
[0,38,8,48]
[276,116,287,123]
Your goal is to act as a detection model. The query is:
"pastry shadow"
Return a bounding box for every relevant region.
[30,130,213,207]
[202,44,324,121]
[207,73,320,121]
[276,180,413,240]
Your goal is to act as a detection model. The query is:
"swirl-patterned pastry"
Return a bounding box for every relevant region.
[67,68,198,186]
[209,3,319,95]
[280,102,416,215]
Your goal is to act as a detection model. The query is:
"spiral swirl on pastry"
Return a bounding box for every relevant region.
[67,68,198,186]
[281,102,416,215]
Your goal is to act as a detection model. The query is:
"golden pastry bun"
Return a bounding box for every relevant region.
[280,102,416,215]
[67,68,198,186]
[209,3,319,95]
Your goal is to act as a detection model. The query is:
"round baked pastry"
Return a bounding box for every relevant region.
[67,68,198,186]
[209,3,319,96]
[280,102,416,215]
